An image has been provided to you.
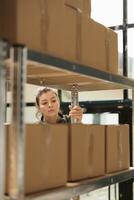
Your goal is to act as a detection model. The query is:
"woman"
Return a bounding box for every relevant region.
[35,87,83,124]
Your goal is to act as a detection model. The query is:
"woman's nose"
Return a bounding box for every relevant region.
[48,102,52,107]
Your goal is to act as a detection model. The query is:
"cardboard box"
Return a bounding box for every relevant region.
[5,124,68,196]
[106,28,119,74]
[68,124,105,181]
[0,0,66,57]
[81,17,107,72]
[0,0,88,63]
[106,125,130,173]
[81,17,119,74]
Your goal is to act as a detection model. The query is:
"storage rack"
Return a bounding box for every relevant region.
[1,42,134,200]
[0,40,7,200]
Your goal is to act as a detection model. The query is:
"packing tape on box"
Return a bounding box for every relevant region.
[87,131,94,176]
[105,29,110,72]
[76,9,82,61]
[117,128,123,170]
[65,3,82,61]
[41,124,53,178]
[40,0,49,51]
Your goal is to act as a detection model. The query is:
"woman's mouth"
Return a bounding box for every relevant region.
[48,109,54,112]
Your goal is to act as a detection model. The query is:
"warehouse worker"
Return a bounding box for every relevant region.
[35,87,83,124]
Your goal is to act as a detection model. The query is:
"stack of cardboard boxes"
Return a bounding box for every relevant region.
[5,123,130,196]
[0,0,118,73]
[68,124,130,181]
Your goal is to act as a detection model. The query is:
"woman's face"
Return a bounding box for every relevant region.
[38,91,60,119]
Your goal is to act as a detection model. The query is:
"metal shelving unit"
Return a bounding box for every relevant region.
[1,0,134,199]
[1,45,134,200]
[25,169,134,200]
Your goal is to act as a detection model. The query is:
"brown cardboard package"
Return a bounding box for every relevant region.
[81,16,118,74]
[81,17,107,72]
[5,124,68,196]
[106,125,130,173]
[68,124,105,181]
[106,28,119,74]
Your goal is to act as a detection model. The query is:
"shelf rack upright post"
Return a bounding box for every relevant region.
[0,39,8,200]
[8,44,27,200]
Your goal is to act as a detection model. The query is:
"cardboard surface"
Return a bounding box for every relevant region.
[65,0,91,15]
[106,28,119,74]
[0,0,81,63]
[106,125,130,173]
[5,124,68,195]
[0,0,65,55]
[81,17,107,72]
[68,124,105,181]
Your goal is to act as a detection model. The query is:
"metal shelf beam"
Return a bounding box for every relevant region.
[5,169,134,200]
[28,50,134,89]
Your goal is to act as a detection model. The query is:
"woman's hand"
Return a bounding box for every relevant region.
[69,105,83,123]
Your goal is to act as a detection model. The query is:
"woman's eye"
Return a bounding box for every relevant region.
[52,99,56,103]
[42,102,47,105]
